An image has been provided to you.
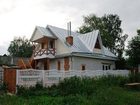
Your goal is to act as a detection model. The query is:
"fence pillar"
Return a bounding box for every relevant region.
[42,70,45,87]
[3,66,20,93]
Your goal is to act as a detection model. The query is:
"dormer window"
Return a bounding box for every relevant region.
[94,38,101,49]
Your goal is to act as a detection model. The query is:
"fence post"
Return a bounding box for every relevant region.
[16,70,19,93]
[42,70,45,87]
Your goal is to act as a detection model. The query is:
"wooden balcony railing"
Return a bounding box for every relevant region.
[34,48,56,57]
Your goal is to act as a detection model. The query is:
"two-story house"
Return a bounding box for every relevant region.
[30,25,117,71]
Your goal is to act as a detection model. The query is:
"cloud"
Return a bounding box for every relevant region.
[0,45,8,55]
[0,0,17,14]
[42,0,140,40]
[0,0,140,54]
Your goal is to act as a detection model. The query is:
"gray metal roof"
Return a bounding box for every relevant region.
[36,26,57,39]
[47,25,117,59]
[47,25,90,53]
[78,30,99,52]
[31,25,117,59]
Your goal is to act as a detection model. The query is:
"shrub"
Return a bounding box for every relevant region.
[16,81,47,97]
[0,82,7,94]
[128,72,140,83]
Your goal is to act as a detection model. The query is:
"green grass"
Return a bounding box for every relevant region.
[0,74,140,105]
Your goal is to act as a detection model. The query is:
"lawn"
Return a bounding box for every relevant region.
[0,74,140,105]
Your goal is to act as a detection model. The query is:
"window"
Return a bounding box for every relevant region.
[102,65,104,70]
[57,61,61,70]
[102,64,111,70]
[49,40,54,48]
[94,38,101,49]
[81,64,86,70]
[41,43,44,49]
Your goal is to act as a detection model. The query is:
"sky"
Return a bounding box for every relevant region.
[0,0,140,55]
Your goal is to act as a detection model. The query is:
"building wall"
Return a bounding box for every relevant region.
[71,56,115,70]
[55,39,70,55]
[49,56,115,70]
[32,29,43,41]
[50,58,65,70]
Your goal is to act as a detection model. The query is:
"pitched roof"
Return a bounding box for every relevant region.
[30,26,57,41]
[78,30,100,52]
[47,25,90,53]
[30,25,117,59]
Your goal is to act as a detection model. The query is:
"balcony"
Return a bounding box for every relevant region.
[33,48,56,59]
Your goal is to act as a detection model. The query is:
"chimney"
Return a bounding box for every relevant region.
[66,21,73,46]
[66,36,73,45]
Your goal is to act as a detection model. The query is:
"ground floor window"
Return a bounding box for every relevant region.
[102,64,111,70]
[81,64,86,70]
[57,60,61,70]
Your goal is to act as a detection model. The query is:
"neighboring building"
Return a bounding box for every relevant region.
[30,25,117,70]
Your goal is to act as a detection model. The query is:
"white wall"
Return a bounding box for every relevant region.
[71,56,115,70]
[32,29,43,41]
[50,58,65,70]
[49,56,115,70]
[55,39,70,55]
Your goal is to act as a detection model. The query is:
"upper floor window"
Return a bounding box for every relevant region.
[41,43,45,49]
[49,40,54,49]
[94,38,101,49]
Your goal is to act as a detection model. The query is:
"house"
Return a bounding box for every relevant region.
[30,25,117,71]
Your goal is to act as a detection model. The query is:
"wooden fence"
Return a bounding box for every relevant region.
[16,69,130,87]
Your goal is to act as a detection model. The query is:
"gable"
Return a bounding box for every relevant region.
[30,26,57,42]
[78,30,102,52]
[30,27,44,42]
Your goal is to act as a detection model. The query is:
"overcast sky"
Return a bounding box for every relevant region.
[0,0,140,55]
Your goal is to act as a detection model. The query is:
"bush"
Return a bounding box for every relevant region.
[16,81,47,97]
[128,72,140,83]
[17,74,140,97]
[47,75,129,96]
[0,82,7,94]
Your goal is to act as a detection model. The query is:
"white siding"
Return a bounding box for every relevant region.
[55,39,70,55]
[50,59,56,69]
[31,29,43,41]
[72,56,115,70]
[50,58,66,70]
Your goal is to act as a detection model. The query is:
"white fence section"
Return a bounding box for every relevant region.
[16,69,130,87]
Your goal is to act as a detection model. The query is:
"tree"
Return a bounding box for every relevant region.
[78,14,128,58]
[126,30,140,68]
[8,37,33,57]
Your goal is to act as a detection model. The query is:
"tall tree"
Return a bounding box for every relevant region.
[78,14,128,58]
[126,30,140,68]
[8,37,33,57]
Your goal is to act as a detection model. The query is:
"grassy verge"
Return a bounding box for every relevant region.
[0,74,140,105]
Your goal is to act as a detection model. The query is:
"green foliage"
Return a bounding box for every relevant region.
[78,14,128,58]
[0,83,7,94]
[55,76,96,96]
[16,81,47,97]
[126,30,140,68]
[8,36,33,57]
[128,72,140,83]
[2,75,140,105]
[115,58,127,69]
